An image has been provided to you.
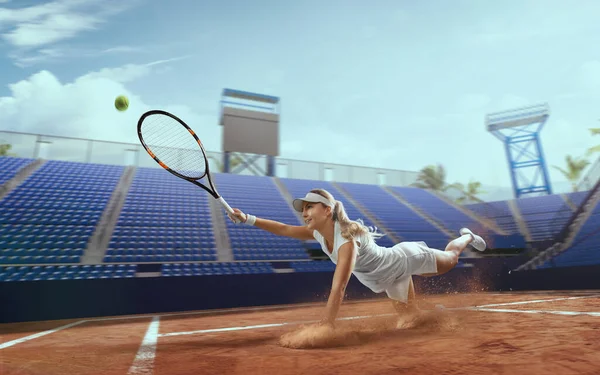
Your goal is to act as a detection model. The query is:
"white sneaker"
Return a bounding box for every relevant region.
[459,228,486,252]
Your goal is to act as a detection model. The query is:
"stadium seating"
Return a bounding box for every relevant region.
[0,156,34,186]
[290,261,336,273]
[538,199,600,268]
[105,167,217,263]
[566,191,590,208]
[336,182,450,249]
[278,177,397,248]
[211,173,309,261]
[0,160,123,265]
[515,195,573,241]
[466,200,519,234]
[389,186,486,234]
[1,156,598,282]
[161,262,275,276]
[0,264,136,281]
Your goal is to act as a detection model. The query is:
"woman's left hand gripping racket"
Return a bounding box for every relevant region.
[137,109,240,223]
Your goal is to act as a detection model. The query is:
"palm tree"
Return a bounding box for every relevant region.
[587,126,600,156]
[0,143,16,157]
[411,164,452,191]
[553,154,590,192]
[455,181,486,204]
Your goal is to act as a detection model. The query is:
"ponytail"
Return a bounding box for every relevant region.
[332,200,385,242]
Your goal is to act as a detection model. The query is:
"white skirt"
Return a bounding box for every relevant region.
[353,241,442,303]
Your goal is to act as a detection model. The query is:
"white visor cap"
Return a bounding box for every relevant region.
[292,192,335,212]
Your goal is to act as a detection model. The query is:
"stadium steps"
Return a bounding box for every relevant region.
[426,190,507,235]
[0,158,46,201]
[516,188,600,271]
[381,186,479,257]
[382,186,455,238]
[560,193,578,211]
[207,193,234,262]
[81,166,136,264]
[332,182,402,243]
[507,200,532,242]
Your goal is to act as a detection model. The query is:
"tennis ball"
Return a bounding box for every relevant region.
[114,95,129,111]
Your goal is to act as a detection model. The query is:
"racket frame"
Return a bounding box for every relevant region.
[137,109,236,217]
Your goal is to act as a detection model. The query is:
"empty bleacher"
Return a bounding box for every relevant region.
[1,156,598,281]
[336,182,450,249]
[389,186,486,234]
[161,262,274,276]
[567,191,590,208]
[0,264,136,281]
[104,167,217,263]
[211,173,309,261]
[0,159,123,265]
[0,156,34,186]
[538,199,600,268]
[466,200,519,234]
[515,195,574,241]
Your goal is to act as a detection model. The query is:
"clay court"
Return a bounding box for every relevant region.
[2,290,599,375]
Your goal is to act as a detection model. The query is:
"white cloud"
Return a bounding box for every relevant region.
[0,0,137,64]
[11,44,150,68]
[0,57,216,167]
[3,12,99,47]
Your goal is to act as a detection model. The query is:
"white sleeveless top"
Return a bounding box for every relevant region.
[312,221,406,293]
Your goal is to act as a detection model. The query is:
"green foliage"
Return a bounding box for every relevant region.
[0,143,16,157]
[552,154,590,192]
[411,163,484,204]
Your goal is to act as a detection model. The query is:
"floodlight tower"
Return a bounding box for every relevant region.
[486,103,553,198]
[219,88,280,176]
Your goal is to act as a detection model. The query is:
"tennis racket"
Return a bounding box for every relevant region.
[137,109,239,222]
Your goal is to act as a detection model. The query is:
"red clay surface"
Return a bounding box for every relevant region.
[1,291,599,375]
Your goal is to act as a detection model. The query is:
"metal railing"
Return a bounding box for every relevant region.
[0,130,420,187]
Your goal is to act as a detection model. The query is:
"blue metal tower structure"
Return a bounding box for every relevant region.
[486,103,553,198]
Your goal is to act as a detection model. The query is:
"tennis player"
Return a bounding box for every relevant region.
[227,188,486,326]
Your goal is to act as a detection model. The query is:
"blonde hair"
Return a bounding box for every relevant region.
[309,189,385,242]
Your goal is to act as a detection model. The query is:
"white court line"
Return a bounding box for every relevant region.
[3,294,598,349]
[128,316,160,375]
[159,297,600,338]
[472,308,600,317]
[159,313,396,338]
[469,295,600,309]
[0,320,86,350]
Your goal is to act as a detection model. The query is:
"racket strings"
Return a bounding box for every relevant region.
[141,114,207,179]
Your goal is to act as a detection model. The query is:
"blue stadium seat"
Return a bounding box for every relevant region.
[515,195,573,241]
[0,160,124,267]
[466,200,519,234]
[0,156,35,186]
[539,201,600,268]
[104,167,218,263]
[210,173,310,261]
[389,186,493,235]
[335,182,450,249]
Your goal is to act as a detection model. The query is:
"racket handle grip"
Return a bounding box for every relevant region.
[217,196,236,216]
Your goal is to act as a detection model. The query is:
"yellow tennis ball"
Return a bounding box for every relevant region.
[114,95,129,111]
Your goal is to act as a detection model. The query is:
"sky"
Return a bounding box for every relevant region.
[0,0,599,201]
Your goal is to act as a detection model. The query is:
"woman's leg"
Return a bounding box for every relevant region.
[422,228,487,276]
[391,276,418,314]
[389,228,486,315]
